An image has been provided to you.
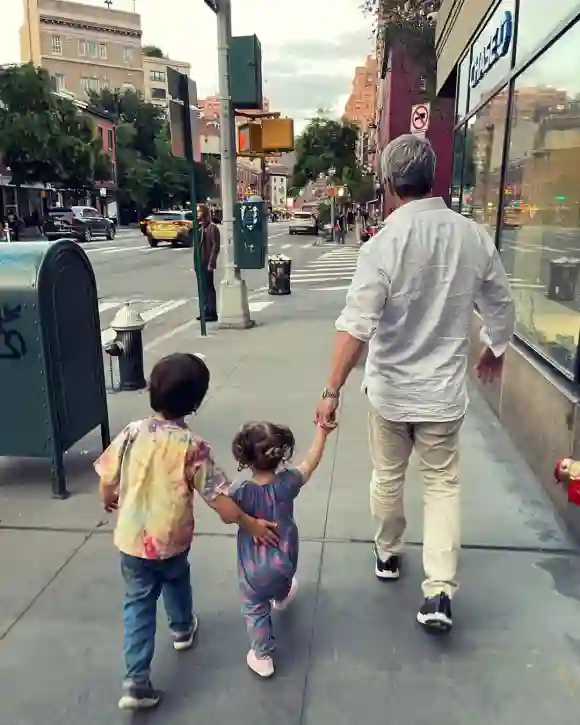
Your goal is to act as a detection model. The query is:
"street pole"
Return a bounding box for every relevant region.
[329,166,336,242]
[189,166,207,337]
[216,0,252,328]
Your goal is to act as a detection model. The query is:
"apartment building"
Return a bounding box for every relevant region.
[143,54,191,107]
[20,0,144,99]
[343,54,378,129]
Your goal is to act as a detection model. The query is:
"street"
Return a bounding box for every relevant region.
[1,223,580,725]
[80,222,361,350]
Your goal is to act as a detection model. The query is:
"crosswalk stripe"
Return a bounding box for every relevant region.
[99,299,189,344]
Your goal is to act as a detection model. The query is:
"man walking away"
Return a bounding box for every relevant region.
[315,134,515,632]
[197,204,220,323]
[335,211,346,244]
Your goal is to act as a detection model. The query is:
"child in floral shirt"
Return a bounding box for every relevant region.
[94,353,278,711]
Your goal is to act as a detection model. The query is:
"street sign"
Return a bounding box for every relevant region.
[410,103,430,135]
[203,0,217,11]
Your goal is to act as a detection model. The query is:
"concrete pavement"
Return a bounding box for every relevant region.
[1,258,580,723]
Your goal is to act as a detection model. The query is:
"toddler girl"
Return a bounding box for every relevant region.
[229,420,334,677]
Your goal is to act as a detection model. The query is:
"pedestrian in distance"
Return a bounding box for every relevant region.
[335,211,346,244]
[228,420,335,678]
[316,133,515,633]
[94,353,279,711]
[197,204,220,322]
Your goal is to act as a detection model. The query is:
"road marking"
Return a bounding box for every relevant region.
[249,300,272,312]
[280,243,291,250]
[310,285,350,291]
[290,275,354,283]
[268,231,288,240]
[292,270,355,278]
[305,261,358,268]
[98,301,123,313]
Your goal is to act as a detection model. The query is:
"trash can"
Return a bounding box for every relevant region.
[548,258,580,302]
[0,239,110,497]
[268,254,291,295]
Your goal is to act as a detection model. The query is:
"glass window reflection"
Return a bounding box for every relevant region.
[456,53,470,122]
[460,89,508,238]
[516,0,579,64]
[499,21,580,375]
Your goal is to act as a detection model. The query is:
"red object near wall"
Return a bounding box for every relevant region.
[376,42,454,218]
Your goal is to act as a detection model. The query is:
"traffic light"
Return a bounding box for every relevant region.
[261,118,294,153]
[238,123,262,155]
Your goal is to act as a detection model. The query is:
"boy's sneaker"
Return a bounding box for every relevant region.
[272,576,298,611]
[172,613,199,651]
[374,545,400,580]
[118,681,160,710]
[417,592,453,632]
[247,649,275,678]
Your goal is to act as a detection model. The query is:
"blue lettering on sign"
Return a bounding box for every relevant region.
[470,10,513,88]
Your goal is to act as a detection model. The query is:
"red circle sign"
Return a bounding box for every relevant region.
[411,105,429,131]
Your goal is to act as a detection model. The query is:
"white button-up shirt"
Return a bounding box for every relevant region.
[335,197,516,422]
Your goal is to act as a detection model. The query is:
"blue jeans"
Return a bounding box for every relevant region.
[121,549,193,685]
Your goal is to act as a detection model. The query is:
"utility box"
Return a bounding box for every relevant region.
[230,35,263,110]
[234,201,268,269]
[0,240,110,497]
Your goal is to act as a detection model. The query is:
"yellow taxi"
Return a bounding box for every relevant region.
[146,210,194,248]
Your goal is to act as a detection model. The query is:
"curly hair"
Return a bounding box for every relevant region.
[232,421,295,472]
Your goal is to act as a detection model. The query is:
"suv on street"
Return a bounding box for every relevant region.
[43,206,116,242]
[289,211,318,236]
[146,210,194,248]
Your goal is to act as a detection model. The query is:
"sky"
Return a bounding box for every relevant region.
[2,0,375,130]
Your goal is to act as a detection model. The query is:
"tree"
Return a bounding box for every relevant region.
[291,113,360,193]
[89,88,215,214]
[143,45,166,58]
[362,0,441,96]
[0,63,110,188]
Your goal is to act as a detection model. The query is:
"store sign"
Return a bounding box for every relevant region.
[470,10,513,88]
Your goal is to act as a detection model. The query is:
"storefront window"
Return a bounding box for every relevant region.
[451,128,465,212]
[461,88,508,237]
[456,53,470,122]
[499,19,580,376]
[516,0,579,65]
[468,0,515,113]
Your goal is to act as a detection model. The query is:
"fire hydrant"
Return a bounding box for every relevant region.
[554,458,580,506]
[103,304,146,391]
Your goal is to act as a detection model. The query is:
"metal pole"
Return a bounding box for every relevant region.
[216,0,251,328]
[217,0,236,286]
[330,196,335,242]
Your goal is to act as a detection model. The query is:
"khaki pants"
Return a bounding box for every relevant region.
[368,405,462,598]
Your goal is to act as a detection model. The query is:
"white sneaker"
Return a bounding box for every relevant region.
[246,649,275,678]
[272,576,298,611]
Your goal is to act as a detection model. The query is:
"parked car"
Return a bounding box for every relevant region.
[43,206,116,242]
[146,210,194,248]
[288,211,318,235]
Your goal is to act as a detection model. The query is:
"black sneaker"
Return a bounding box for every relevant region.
[118,681,161,710]
[417,592,453,632]
[374,545,400,580]
[172,613,199,651]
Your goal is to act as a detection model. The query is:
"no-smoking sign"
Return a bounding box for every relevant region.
[410,102,430,135]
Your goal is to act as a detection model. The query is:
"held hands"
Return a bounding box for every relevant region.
[101,487,119,513]
[315,396,339,431]
[475,348,504,384]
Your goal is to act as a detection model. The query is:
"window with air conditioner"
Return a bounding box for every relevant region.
[51,35,62,55]
[151,87,167,99]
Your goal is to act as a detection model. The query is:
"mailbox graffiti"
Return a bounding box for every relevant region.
[0,304,27,359]
[240,204,259,232]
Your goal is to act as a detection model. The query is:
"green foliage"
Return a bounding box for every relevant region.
[291,113,374,203]
[291,113,360,191]
[362,0,441,96]
[89,88,215,213]
[0,63,111,187]
[143,45,166,58]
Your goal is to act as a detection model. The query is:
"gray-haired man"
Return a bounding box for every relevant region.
[315,134,515,631]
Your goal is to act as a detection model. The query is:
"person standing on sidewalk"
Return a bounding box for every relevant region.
[197,204,220,322]
[315,134,515,632]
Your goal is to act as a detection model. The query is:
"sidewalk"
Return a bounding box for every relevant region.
[1,285,580,724]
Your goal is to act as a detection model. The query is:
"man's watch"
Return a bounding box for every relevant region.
[322,387,340,400]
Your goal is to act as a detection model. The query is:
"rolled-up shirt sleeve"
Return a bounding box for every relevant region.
[475,228,516,357]
[335,239,389,342]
